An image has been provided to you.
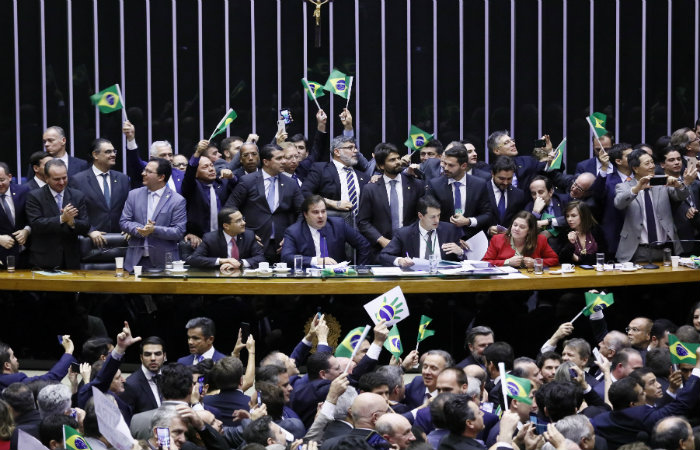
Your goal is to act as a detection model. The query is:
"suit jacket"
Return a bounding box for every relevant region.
[482,233,559,267]
[0,353,76,389]
[225,171,304,254]
[301,161,369,201]
[77,353,134,424]
[69,167,130,233]
[176,349,227,366]
[182,156,232,237]
[25,185,90,269]
[575,157,598,176]
[296,128,327,181]
[490,155,545,191]
[524,192,569,229]
[404,375,429,410]
[322,420,353,441]
[126,147,184,192]
[119,186,187,272]
[26,155,89,180]
[119,366,160,415]
[25,178,43,190]
[202,388,251,427]
[456,354,485,370]
[486,182,527,227]
[426,174,494,239]
[614,179,688,262]
[0,184,30,264]
[281,216,371,267]
[378,221,463,266]
[186,229,265,269]
[589,169,628,256]
[437,433,486,450]
[357,174,425,249]
[671,180,700,255]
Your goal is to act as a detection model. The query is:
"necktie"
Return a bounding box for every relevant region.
[0,194,13,227]
[497,188,506,223]
[101,173,111,207]
[209,184,218,232]
[196,355,204,363]
[148,192,158,221]
[389,179,400,230]
[230,236,240,260]
[55,193,63,211]
[425,230,435,257]
[453,181,462,213]
[320,231,329,258]
[292,173,299,182]
[267,176,277,238]
[344,167,358,214]
[644,189,658,244]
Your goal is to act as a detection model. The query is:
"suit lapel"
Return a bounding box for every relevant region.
[408,223,421,258]
[152,188,171,220]
[329,164,342,199]
[87,171,109,208]
[255,173,270,212]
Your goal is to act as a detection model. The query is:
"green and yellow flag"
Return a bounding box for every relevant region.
[384,325,404,359]
[323,69,351,99]
[63,424,92,450]
[417,315,435,343]
[335,326,365,358]
[302,78,326,101]
[588,112,608,137]
[583,292,614,317]
[90,84,123,114]
[404,125,434,151]
[547,138,566,171]
[210,109,238,140]
[668,334,699,365]
[504,373,532,405]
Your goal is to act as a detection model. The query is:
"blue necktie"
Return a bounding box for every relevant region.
[389,179,400,230]
[0,194,13,227]
[55,193,63,211]
[344,167,358,214]
[497,188,506,223]
[644,189,658,244]
[267,176,277,238]
[101,173,111,207]
[320,231,329,258]
[453,181,462,213]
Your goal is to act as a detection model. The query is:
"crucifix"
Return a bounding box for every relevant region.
[307,0,329,48]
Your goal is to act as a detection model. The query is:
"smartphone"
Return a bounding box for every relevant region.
[156,427,170,450]
[197,376,205,395]
[579,264,594,270]
[277,119,286,135]
[496,224,508,233]
[70,362,80,373]
[240,322,250,342]
[256,390,262,406]
[650,175,668,186]
[569,368,578,378]
[57,335,63,345]
[280,108,293,124]
[69,408,77,420]
[316,312,322,320]
[533,139,547,148]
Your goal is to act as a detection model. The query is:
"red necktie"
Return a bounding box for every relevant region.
[230,237,240,260]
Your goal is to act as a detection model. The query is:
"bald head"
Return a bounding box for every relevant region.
[652,417,694,450]
[376,414,416,450]
[570,172,596,199]
[350,392,389,429]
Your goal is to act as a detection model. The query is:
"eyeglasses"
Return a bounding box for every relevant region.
[571,182,589,193]
[174,163,188,169]
[337,145,357,151]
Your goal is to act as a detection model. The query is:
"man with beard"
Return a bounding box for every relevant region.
[120,336,167,414]
[358,143,424,261]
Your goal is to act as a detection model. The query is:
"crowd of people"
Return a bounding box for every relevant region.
[2,109,700,272]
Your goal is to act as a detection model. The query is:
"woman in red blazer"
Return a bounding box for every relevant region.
[483,210,559,268]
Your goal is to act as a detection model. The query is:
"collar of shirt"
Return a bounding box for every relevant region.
[35,178,47,188]
[383,174,401,185]
[141,364,160,380]
[91,165,109,178]
[418,223,434,238]
[490,180,506,196]
[449,174,467,186]
[57,153,69,166]
[595,158,614,174]
[262,170,277,182]
[424,387,437,398]
[148,186,167,198]
[332,159,351,173]
[49,187,63,198]
[196,346,216,363]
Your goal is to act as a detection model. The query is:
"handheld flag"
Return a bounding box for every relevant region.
[344,325,371,373]
[364,286,409,326]
[209,109,238,140]
[384,325,404,359]
[63,425,92,450]
[302,78,325,110]
[345,75,354,108]
[546,138,566,171]
[583,292,614,317]
[90,84,123,114]
[668,334,700,365]
[417,315,436,343]
[540,213,559,237]
[504,373,532,405]
[335,326,366,358]
[587,112,608,137]
[404,125,434,152]
[323,69,351,99]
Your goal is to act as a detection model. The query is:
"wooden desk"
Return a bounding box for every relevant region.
[0,266,698,295]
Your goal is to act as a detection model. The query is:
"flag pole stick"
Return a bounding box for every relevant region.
[570,307,586,324]
[498,362,508,412]
[345,76,354,109]
[344,325,371,374]
[115,84,128,122]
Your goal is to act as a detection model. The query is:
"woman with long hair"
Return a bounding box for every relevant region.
[483,211,558,268]
[557,201,607,265]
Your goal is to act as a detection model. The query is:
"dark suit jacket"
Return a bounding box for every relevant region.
[357,174,425,248]
[25,185,90,269]
[588,169,627,256]
[77,353,133,424]
[69,167,130,233]
[301,161,369,201]
[486,155,545,191]
[182,156,232,237]
[426,175,493,239]
[404,375,428,410]
[322,420,353,441]
[320,428,378,450]
[296,128,327,181]
[486,182,527,227]
[672,180,700,255]
[202,388,251,427]
[524,191,568,228]
[186,229,265,269]
[119,367,160,415]
[281,216,371,267]
[575,157,598,176]
[25,178,42,190]
[379,221,463,266]
[225,171,304,254]
[126,146,184,192]
[26,155,89,180]
[0,184,30,264]
[176,349,227,366]
[456,354,485,370]
[437,433,486,450]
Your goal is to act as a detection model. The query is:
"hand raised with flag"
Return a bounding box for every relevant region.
[59,335,74,354]
[372,320,389,346]
[115,320,142,354]
[401,350,419,370]
[122,120,135,141]
[194,140,210,157]
[340,108,353,131]
[316,109,328,132]
[327,372,349,404]
[498,411,521,444]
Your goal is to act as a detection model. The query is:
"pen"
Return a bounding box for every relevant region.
[405,252,410,258]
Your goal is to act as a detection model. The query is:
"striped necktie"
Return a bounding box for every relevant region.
[344,167,358,214]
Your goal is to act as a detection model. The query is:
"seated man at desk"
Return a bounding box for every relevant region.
[281,194,371,268]
[378,195,465,267]
[186,207,265,272]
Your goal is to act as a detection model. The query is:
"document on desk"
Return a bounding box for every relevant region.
[463,231,489,261]
[312,261,350,269]
[33,270,72,276]
[371,267,405,276]
[495,272,529,279]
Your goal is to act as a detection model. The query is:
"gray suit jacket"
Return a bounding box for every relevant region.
[614,179,688,262]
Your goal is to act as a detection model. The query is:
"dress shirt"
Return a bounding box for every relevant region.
[449,174,478,227]
[491,180,507,209]
[596,158,614,176]
[282,171,302,187]
[384,174,404,228]
[262,170,280,211]
[332,159,359,204]
[192,346,216,365]
[215,233,251,268]
[140,365,162,407]
[56,153,70,169]
[307,224,323,266]
[1,190,16,223]
[34,178,47,188]
[91,165,109,195]
[147,186,166,221]
[49,187,67,224]
[635,188,668,244]
[419,224,440,260]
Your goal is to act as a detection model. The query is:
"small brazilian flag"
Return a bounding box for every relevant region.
[417,315,435,343]
[302,78,326,101]
[335,326,365,358]
[90,84,123,114]
[541,212,559,237]
[588,112,608,137]
[582,292,614,317]
[504,373,532,405]
[323,69,351,99]
[63,424,92,450]
[668,334,700,365]
[210,108,238,139]
[404,125,434,151]
[384,325,404,359]
[547,138,565,171]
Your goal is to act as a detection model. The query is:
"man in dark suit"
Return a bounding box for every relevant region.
[379,195,465,267]
[403,350,453,411]
[233,142,261,179]
[0,335,76,389]
[26,126,89,181]
[358,144,424,260]
[25,159,89,270]
[119,158,187,272]
[486,130,547,190]
[456,326,494,369]
[120,336,167,415]
[226,144,304,261]
[0,163,31,268]
[426,145,493,239]
[281,194,371,267]
[439,394,519,450]
[202,356,251,427]
[25,152,53,190]
[319,393,395,450]
[176,317,226,366]
[662,145,700,255]
[69,138,130,247]
[485,156,527,234]
[524,175,569,250]
[186,207,265,270]
[575,132,614,176]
